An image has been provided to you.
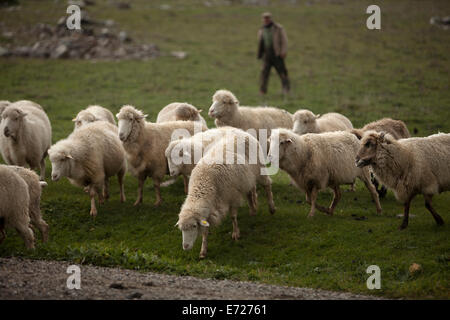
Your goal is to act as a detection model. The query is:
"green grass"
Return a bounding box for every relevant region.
[0,0,449,299]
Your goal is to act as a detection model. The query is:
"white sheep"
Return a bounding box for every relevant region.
[0,165,34,249]
[350,118,411,198]
[72,105,116,130]
[157,102,207,128]
[268,129,382,217]
[176,138,275,258]
[0,100,52,180]
[208,89,293,149]
[165,127,275,215]
[356,131,450,229]
[116,105,206,206]
[48,121,127,217]
[7,165,49,243]
[292,109,353,135]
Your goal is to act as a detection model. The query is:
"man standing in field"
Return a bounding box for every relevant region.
[257,12,290,99]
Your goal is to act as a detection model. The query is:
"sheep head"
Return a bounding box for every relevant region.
[176,208,210,251]
[73,110,96,130]
[175,103,202,122]
[1,107,27,140]
[48,143,75,181]
[292,109,320,135]
[116,105,147,142]
[268,128,293,164]
[208,89,239,120]
[356,131,394,168]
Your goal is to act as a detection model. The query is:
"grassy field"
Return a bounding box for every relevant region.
[0,0,449,299]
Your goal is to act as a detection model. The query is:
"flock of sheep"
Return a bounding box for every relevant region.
[0,90,449,257]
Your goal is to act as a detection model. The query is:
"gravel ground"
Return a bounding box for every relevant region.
[0,257,381,300]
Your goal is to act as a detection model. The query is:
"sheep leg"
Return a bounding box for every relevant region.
[117,168,126,203]
[424,194,444,226]
[30,209,49,243]
[134,176,146,206]
[307,188,318,218]
[88,185,99,217]
[246,190,257,216]
[199,228,209,259]
[259,176,275,214]
[103,177,110,201]
[15,223,35,249]
[183,175,189,194]
[231,207,240,240]
[361,169,382,215]
[39,156,46,181]
[154,179,162,207]
[399,198,412,230]
[327,186,342,215]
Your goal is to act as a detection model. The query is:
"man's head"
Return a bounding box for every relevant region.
[262,12,272,26]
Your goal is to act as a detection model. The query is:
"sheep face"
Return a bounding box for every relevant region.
[73,112,96,129]
[116,106,147,142]
[177,215,209,251]
[293,110,319,135]
[356,132,381,168]
[48,151,74,181]
[267,130,290,164]
[2,108,26,139]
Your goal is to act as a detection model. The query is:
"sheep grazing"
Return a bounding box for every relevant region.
[116,105,206,206]
[0,100,52,180]
[48,121,127,217]
[166,127,275,215]
[268,129,382,217]
[6,165,49,243]
[292,109,353,135]
[176,139,275,258]
[356,131,450,230]
[208,89,293,149]
[0,165,34,249]
[350,118,410,140]
[157,102,208,128]
[73,105,116,130]
[350,118,411,198]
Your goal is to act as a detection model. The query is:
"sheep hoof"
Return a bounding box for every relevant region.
[270,207,276,215]
[90,209,97,217]
[307,213,315,218]
[199,253,207,259]
[133,200,142,206]
[232,233,240,241]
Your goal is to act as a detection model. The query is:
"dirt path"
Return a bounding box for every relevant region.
[0,257,381,300]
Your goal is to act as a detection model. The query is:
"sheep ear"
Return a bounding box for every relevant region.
[315,114,321,119]
[141,114,148,119]
[200,219,210,227]
[17,110,27,118]
[378,132,386,142]
[66,154,74,160]
[174,221,179,228]
[197,109,203,114]
[115,113,120,118]
[72,118,77,122]
[350,129,362,140]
